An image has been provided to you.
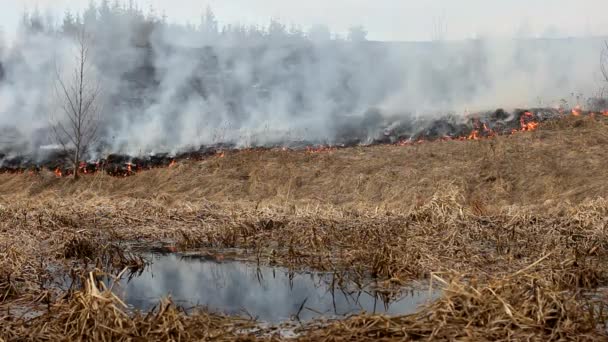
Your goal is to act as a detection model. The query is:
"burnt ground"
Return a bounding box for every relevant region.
[0,107,561,176]
[1,115,608,341]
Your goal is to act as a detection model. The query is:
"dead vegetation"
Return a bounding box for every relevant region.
[1,117,608,340]
[1,273,255,341]
[298,273,607,341]
[3,116,608,208]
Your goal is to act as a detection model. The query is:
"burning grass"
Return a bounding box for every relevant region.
[0,107,597,178]
[1,116,608,340]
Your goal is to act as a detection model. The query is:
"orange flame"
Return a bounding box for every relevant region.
[571,106,582,116]
[467,130,480,140]
[306,145,335,153]
[77,161,88,174]
[521,122,539,131]
[603,110,608,117]
[482,123,496,137]
[54,168,62,177]
[519,112,539,132]
[169,160,177,167]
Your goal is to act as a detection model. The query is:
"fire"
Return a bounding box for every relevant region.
[520,121,539,131]
[519,112,539,132]
[463,119,495,140]
[13,108,593,179]
[467,130,480,140]
[306,145,335,153]
[603,110,608,117]
[482,123,495,137]
[394,111,541,146]
[80,162,88,174]
[396,138,425,146]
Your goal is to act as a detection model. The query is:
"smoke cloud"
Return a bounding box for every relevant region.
[0,3,605,161]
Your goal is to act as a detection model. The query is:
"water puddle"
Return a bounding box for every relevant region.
[110,253,436,323]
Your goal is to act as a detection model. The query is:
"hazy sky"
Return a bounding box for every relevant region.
[1,0,608,41]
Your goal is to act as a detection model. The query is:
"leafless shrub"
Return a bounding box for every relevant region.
[51,28,101,180]
[601,41,608,84]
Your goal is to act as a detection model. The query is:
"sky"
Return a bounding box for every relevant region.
[1,0,608,41]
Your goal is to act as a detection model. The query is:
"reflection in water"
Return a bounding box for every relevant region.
[112,253,434,323]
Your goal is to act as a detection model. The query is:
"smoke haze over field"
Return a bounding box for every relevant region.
[0,1,606,160]
[4,0,608,41]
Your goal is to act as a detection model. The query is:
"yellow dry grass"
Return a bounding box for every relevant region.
[2,116,607,210]
[1,116,608,340]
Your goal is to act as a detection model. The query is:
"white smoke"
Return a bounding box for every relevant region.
[0,3,605,160]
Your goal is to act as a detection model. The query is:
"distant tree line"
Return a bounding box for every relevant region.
[17,1,368,46]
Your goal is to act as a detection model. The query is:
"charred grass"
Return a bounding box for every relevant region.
[1,117,608,340]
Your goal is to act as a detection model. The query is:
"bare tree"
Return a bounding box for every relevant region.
[52,28,100,179]
[602,41,608,83]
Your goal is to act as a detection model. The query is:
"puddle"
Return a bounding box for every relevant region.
[109,253,437,323]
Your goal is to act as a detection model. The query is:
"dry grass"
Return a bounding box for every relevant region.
[3,116,607,209]
[1,117,608,340]
[1,273,256,341]
[298,273,607,341]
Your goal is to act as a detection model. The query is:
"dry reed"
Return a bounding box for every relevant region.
[1,118,607,340]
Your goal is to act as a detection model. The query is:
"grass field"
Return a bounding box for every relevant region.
[1,115,608,341]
